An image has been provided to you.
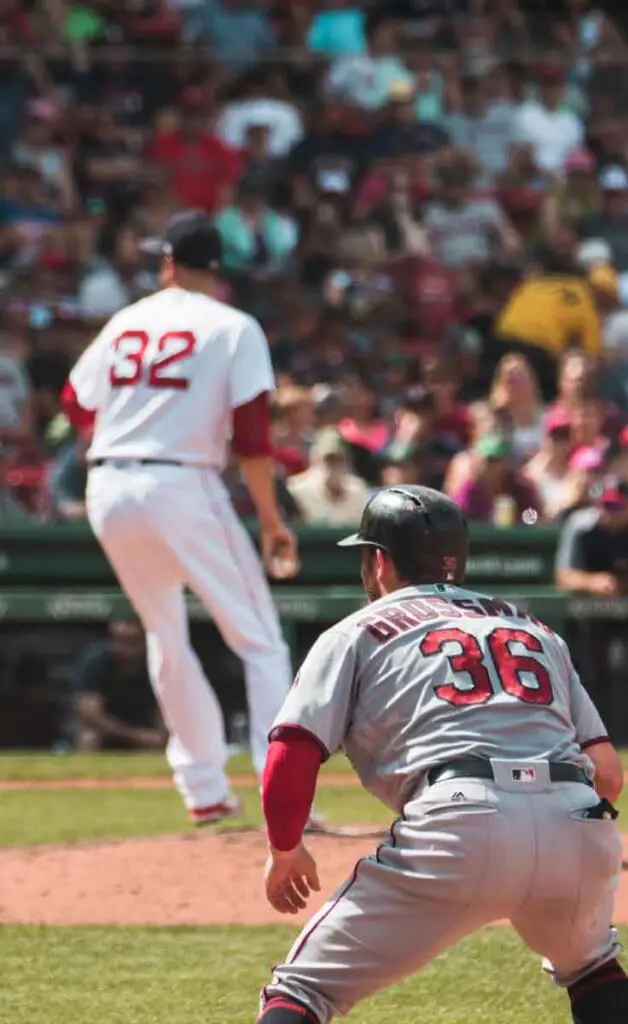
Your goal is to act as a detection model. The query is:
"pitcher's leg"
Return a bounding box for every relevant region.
[181,489,293,776]
[93,520,230,809]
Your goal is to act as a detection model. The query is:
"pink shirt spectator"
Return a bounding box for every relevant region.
[338,417,389,452]
[453,476,542,523]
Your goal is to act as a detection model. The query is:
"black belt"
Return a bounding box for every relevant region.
[427,758,593,788]
[89,459,183,468]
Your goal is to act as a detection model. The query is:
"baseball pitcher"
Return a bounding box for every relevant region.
[62,213,297,824]
[259,485,626,1024]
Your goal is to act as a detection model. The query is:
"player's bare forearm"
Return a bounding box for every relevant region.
[586,740,624,804]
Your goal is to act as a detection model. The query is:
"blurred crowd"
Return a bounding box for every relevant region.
[0,0,628,526]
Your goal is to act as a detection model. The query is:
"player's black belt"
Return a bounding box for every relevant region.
[89,458,183,468]
[427,759,593,788]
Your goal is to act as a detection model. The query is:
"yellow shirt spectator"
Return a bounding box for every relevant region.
[496,272,609,358]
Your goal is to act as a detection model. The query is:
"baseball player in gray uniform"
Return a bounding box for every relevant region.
[258,486,627,1024]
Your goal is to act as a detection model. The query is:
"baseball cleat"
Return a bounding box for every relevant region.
[188,792,242,826]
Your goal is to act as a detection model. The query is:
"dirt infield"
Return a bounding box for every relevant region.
[2,773,628,928]
[0,831,372,926]
[1,827,628,927]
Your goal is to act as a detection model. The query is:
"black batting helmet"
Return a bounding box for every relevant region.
[338,485,469,584]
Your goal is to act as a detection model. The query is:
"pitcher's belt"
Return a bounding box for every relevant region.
[89,458,183,468]
[427,758,593,788]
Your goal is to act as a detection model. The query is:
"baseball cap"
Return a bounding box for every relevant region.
[565,148,595,174]
[474,433,512,460]
[577,238,612,269]
[598,165,628,191]
[388,79,415,103]
[141,212,222,270]
[544,406,572,433]
[311,428,346,460]
[593,475,628,508]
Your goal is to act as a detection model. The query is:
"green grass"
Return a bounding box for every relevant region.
[0,750,355,781]
[1,750,627,845]
[2,924,622,1024]
[0,784,387,847]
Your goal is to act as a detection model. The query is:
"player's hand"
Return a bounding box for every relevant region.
[264,843,320,915]
[261,521,300,580]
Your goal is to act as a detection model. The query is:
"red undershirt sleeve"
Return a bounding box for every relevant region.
[262,727,325,851]
[232,391,272,457]
[60,380,96,434]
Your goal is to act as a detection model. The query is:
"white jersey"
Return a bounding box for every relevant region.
[70,287,275,467]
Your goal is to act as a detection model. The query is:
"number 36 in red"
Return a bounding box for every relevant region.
[110,331,196,390]
[420,626,554,707]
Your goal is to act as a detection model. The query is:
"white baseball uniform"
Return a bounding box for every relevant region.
[68,286,292,809]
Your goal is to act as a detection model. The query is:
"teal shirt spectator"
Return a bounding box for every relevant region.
[183,1,276,69]
[308,8,365,56]
[414,72,445,124]
[214,206,298,272]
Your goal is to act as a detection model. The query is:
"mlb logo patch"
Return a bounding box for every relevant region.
[512,768,536,783]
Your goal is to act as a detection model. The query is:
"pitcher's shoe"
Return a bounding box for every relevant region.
[189,792,242,826]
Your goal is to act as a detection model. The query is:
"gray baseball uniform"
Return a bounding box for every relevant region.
[262,583,622,1024]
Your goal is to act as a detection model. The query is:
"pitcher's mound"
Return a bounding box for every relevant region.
[0,831,374,926]
[2,832,628,928]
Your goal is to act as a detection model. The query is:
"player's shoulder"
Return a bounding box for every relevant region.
[171,288,260,332]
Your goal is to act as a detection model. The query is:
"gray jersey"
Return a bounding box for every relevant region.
[271,584,606,812]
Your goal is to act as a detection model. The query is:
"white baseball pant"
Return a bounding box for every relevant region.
[86,460,292,810]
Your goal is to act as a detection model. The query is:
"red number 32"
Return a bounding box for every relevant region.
[110,331,196,391]
[420,627,554,707]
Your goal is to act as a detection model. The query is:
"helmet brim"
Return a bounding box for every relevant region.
[337,533,363,547]
[337,534,381,548]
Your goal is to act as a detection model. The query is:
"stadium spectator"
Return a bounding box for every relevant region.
[581,165,628,273]
[338,374,390,484]
[489,354,544,459]
[422,161,520,270]
[542,148,598,239]
[216,67,304,158]
[492,259,615,398]
[182,0,277,69]
[73,619,167,751]
[556,474,628,591]
[78,224,154,321]
[148,91,241,213]
[512,62,584,173]
[524,407,574,519]
[452,432,542,524]
[446,71,515,184]
[272,385,314,477]
[214,179,298,275]
[324,14,411,110]
[286,427,368,525]
[307,1,366,57]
